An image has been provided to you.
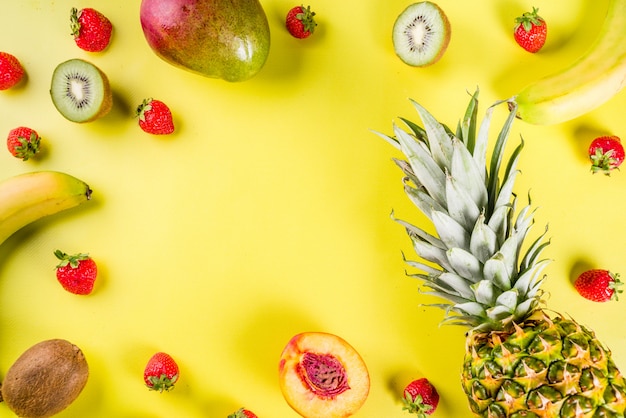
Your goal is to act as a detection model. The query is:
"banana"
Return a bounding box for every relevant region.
[513,0,626,125]
[0,171,92,246]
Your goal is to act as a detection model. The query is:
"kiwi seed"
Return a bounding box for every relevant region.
[0,339,89,418]
[50,58,112,123]
[392,1,451,67]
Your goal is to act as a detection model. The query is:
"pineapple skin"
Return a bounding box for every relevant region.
[378,91,626,417]
[462,310,626,417]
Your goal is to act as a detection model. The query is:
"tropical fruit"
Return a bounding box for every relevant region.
[512,0,626,125]
[392,2,451,67]
[139,0,271,82]
[49,58,112,123]
[376,90,626,417]
[0,339,89,417]
[0,171,92,246]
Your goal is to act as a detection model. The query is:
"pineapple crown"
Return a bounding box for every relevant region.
[376,89,551,332]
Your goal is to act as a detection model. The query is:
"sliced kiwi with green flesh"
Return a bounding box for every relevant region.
[392,1,451,67]
[50,58,112,123]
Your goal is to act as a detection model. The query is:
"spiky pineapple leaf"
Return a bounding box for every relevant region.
[445,172,482,230]
[403,256,442,276]
[487,102,517,217]
[487,204,512,246]
[411,238,455,272]
[372,130,401,151]
[493,142,524,212]
[472,280,496,305]
[453,301,485,317]
[399,117,429,145]
[520,226,551,271]
[495,289,519,310]
[483,254,512,290]
[393,216,445,249]
[451,138,488,208]
[515,259,550,299]
[435,272,475,299]
[381,93,551,331]
[432,210,470,250]
[456,88,479,153]
[410,99,455,169]
[446,247,482,280]
[469,214,498,263]
[472,104,494,179]
[394,126,447,208]
[403,184,447,222]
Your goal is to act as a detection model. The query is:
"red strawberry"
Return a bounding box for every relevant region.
[70,7,113,52]
[135,98,175,135]
[228,408,257,418]
[0,52,25,90]
[575,269,623,302]
[513,7,547,53]
[589,135,625,175]
[54,250,98,295]
[7,126,41,160]
[402,378,439,416]
[286,5,317,39]
[144,352,179,392]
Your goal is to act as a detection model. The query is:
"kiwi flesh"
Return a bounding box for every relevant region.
[392,1,451,67]
[0,339,89,418]
[50,58,112,123]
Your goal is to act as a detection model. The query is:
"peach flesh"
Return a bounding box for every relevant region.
[279,332,370,418]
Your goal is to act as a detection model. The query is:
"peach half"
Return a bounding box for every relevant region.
[278,332,370,417]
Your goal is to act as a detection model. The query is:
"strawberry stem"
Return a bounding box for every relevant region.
[54,250,90,269]
[515,7,543,32]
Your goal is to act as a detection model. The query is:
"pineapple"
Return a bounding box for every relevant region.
[377,90,626,417]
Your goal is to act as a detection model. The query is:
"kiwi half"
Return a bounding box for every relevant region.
[0,339,89,418]
[392,1,451,67]
[50,58,112,123]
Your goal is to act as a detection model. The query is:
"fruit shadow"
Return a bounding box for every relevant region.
[490,0,605,98]
[90,88,134,135]
[569,122,614,164]
[231,300,321,385]
[256,7,326,83]
[569,258,595,286]
[61,345,107,416]
[117,340,242,416]
[0,201,100,274]
[2,70,29,93]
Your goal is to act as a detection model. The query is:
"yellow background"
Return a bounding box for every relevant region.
[1,0,625,417]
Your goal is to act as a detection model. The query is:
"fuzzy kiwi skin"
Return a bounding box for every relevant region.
[0,339,89,418]
[87,65,113,122]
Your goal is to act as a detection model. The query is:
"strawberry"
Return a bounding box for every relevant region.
[286,5,317,39]
[54,250,98,295]
[228,408,257,418]
[144,352,179,392]
[70,7,113,52]
[402,378,439,416]
[7,126,41,161]
[0,52,25,90]
[135,98,175,135]
[589,135,625,175]
[575,269,623,302]
[513,7,547,53]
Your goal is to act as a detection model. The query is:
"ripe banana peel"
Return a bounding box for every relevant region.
[0,171,92,246]
[513,0,626,125]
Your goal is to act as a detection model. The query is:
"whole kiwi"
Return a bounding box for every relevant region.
[0,339,89,418]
